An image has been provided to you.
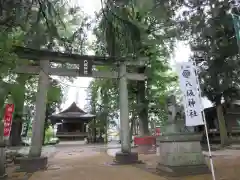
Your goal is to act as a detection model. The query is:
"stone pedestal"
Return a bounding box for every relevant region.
[17,156,48,173]
[115,152,139,164]
[156,133,210,177]
[136,145,156,154]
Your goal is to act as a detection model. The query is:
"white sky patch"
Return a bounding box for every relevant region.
[61,0,101,111]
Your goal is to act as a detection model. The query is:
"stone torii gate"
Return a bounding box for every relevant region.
[14,46,147,171]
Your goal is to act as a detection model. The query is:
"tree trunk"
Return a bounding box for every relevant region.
[0,120,5,176]
[10,121,22,146]
[137,66,150,136]
[136,119,139,135]
[42,121,47,145]
[216,104,228,146]
[42,130,46,145]
[93,118,97,143]
[132,117,136,135]
[150,120,155,135]
[10,74,28,146]
[105,119,108,143]
[129,116,135,141]
[137,80,149,136]
[0,82,8,112]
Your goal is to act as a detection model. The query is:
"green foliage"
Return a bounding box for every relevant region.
[0,0,65,37]
[0,28,24,77]
[86,79,118,133]
[27,129,32,138]
[0,1,91,142]
[47,81,62,105]
[26,126,54,144]
[87,0,178,134]
[44,126,54,143]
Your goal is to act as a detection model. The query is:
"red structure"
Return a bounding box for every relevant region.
[155,128,161,136]
[3,103,15,138]
[134,136,156,154]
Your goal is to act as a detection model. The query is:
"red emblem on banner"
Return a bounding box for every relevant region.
[3,104,14,137]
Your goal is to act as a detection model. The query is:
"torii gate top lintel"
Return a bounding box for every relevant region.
[13,46,147,67]
[14,46,147,81]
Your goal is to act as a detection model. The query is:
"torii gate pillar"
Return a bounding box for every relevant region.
[18,60,49,172]
[115,62,138,164]
[29,60,49,157]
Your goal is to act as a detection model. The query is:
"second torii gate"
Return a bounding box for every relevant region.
[13,46,147,171]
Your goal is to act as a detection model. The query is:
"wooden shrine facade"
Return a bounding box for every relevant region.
[50,102,95,140]
[195,101,240,143]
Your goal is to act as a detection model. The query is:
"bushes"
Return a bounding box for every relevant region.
[25,126,57,145]
[44,126,54,143]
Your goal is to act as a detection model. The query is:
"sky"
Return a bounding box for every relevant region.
[61,0,212,111]
[61,0,101,110]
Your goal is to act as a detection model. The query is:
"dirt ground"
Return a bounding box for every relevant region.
[29,153,165,180]
[207,156,240,180]
[6,146,240,180]
[25,151,240,180]
[139,154,240,180]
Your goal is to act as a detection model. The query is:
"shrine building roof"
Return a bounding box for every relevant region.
[50,102,95,119]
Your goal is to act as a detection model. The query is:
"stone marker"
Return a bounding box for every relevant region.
[156,133,209,176]
[156,95,210,176]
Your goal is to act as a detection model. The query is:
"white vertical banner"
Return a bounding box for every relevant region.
[177,62,204,126]
[192,61,205,111]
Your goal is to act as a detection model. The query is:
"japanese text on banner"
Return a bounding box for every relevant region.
[3,104,14,138]
[178,62,204,126]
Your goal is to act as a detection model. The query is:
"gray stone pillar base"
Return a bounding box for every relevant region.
[157,163,210,177]
[156,133,210,177]
[17,156,48,173]
[114,152,139,164]
[0,174,7,180]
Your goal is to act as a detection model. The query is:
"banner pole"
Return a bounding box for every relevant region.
[202,108,216,180]
[191,58,216,180]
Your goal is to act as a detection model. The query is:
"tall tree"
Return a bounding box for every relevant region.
[175,0,240,146]
[88,0,177,136]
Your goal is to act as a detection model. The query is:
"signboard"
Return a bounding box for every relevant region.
[3,104,14,138]
[178,62,204,126]
[79,60,93,76]
[21,118,30,137]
